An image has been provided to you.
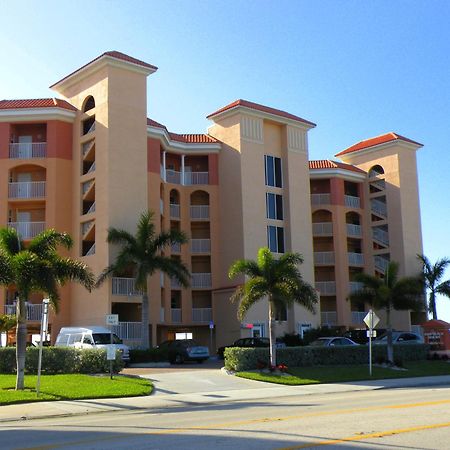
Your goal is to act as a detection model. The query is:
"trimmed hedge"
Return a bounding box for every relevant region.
[0,347,124,374]
[129,348,168,363]
[224,344,429,371]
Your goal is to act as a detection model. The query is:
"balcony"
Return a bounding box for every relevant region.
[8,181,46,199]
[191,239,211,253]
[348,252,364,266]
[351,311,367,324]
[171,277,182,289]
[321,311,337,326]
[9,142,46,159]
[344,195,360,208]
[311,193,331,206]
[313,252,335,265]
[112,322,142,340]
[190,205,210,220]
[81,220,95,237]
[349,281,364,293]
[373,228,389,245]
[312,222,333,236]
[84,243,95,256]
[160,307,165,323]
[163,169,210,185]
[5,302,43,321]
[346,224,362,237]
[171,242,181,254]
[374,256,389,273]
[8,222,45,239]
[315,281,336,295]
[192,273,212,289]
[192,308,212,323]
[111,277,142,296]
[170,204,180,219]
[171,308,182,323]
[371,199,387,217]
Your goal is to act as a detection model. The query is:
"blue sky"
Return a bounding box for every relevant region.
[1,0,450,320]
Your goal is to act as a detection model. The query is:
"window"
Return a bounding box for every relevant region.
[264,155,282,188]
[274,304,287,321]
[266,193,283,220]
[267,225,285,253]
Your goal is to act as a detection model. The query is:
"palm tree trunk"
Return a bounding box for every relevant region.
[268,301,276,367]
[386,306,394,365]
[15,298,27,390]
[430,292,437,320]
[141,291,150,349]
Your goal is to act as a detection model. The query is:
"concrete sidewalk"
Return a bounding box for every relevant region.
[1,373,449,423]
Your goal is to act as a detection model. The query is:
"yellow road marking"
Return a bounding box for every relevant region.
[16,397,450,450]
[276,421,450,449]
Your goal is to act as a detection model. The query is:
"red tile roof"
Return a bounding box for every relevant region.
[50,51,158,88]
[207,99,316,127]
[309,160,366,174]
[147,118,218,144]
[336,132,423,157]
[0,98,76,111]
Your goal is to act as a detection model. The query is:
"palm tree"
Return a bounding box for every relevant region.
[348,261,423,364]
[228,247,318,367]
[96,211,190,349]
[417,254,450,320]
[0,228,95,390]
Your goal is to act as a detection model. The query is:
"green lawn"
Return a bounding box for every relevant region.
[0,374,153,406]
[236,361,450,385]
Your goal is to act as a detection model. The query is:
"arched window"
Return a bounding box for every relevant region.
[368,165,384,178]
[83,96,95,112]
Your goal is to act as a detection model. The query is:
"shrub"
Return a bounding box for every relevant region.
[0,347,16,373]
[129,348,168,363]
[224,344,429,371]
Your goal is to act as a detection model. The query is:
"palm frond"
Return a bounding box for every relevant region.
[28,230,73,257]
[436,280,450,298]
[106,228,136,247]
[0,250,13,284]
[0,228,23,255]
[136,211,155,247]
[96,264,120,288]
[229,259,261,280]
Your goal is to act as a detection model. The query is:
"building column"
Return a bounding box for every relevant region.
[181,154,185,185]
[162,151,167,182]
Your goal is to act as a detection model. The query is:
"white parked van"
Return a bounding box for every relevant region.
[55,326,130,362]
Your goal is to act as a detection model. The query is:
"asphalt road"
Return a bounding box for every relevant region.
[2,384,450,449]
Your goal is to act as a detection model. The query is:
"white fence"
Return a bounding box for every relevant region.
[192,308,212,323]
[313,252,335,265]
[321,311,337,326]
[170,204,180,218]
[315,281,336,295]
[9,142,47,159]
[171,308,182,323]
[191,239,211,253]
[190,205,210,220]
[4,302,43,321]
[371,199,387,217]
[312,222,333,235]
[373,228,389,245]
[191,273,212,288]
[111,277,142,296]
[348,252,364,266]
[112,322,142,340]
[344,195,360,208]
[346,224,362,237]
[8,181,46,198]
[311,193,331,205]
[349,281,364,293]
[8,222,45,239]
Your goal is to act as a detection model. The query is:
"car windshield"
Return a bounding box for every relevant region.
[310,339,329,346]
[92,333,122,345]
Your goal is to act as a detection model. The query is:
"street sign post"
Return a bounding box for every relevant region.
[209,321,214,354]
[364,309,380,376]
[36,298,50,396]
[106,314,119,379]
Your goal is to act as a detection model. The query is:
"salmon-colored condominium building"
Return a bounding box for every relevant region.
[0,52,425,350]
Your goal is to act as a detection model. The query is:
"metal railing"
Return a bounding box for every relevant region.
[315,281,336,295]
[112,322,142,340]
[344,195,360,208]
[192,308,212,323]
[171,308,182,323]
[166,170,181,184]
[82,140,95,156]
[373,228,389,245]
[348,252,364,266]
[346,224,362,237]
[313,252,335,265]
[312,222,333,235]
[81,220,95,236]
[184,172,209,185]
[87,161,96,173]
[86,202,96,214]
[8,181,46,198]
[321,311,337,326]
[371,199,387,217]
[190,205,210,220]
[374,256,389,272]
[111,277,142,296]
[171,242,181,253]
[8,222,45,239]
[191,239,211,253]
[311,193,331,205]
[9,142,47,159]
[82,180,94,195]
[370,179,386,191]
[349,281,364,293]
[4,302,43,321]
[170,204,180,219]
[191,273,212,288]
[85,243,95,256]
[351,311,367,324]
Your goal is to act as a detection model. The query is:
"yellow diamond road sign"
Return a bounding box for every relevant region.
[364,310,380,329]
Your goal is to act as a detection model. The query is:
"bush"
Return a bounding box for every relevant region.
[224,344,429,371]
[129,348,168,363]
[0,347,124,374]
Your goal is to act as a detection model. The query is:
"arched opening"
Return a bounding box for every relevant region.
[82,96,96,113]
[346,211,360,225]
[369,165,384,178]
[190,190,210,221]
[312,209,332,236]
[312,209,332,223]
[346,212,362,239]
[169,189,180,219]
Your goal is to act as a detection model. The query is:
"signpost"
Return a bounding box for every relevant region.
[364,309,380,376]
[36,298,50,396]
[106,314,119,379]
[209,321,214,354]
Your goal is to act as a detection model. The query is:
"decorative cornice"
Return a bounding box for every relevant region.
[0,107,76,123]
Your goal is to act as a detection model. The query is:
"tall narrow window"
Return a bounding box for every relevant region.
[266,193,283,220]
[264,155,282,188]
[267,225,285,253]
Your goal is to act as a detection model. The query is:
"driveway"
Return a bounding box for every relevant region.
[122,359,260,395]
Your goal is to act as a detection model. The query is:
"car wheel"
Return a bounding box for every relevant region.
[175,354,184,364]
[197,359,204,364]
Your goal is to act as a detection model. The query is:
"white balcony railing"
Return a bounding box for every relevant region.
[313,252,335,265]
[9,142,47,159]
[166,170,181,184]
[160,199,164,215]
[321,311,337,326]
[373,228,389,245]
[192,308,212,323]
[171,308,182,323]
[81,220,95,236]
[191,273,212,288]
[82,180,94,195]
[112,322,142,340]
[371,199,387,217]
[4,302,43,321]
[184,172,209,185]
[8,181,45,199]
[370,179,386,191]
[8,222,45,239]
[111,277,142,296]
[85,243,95,256]
[349,281,364,293]
[312,222,333,236]
[190,205,210,220]
[374,256,389,272]
[170,203,180,219]
[82,140,95,156]
[346,224,362,237]
[87,162,96,173]
[171,277,182,289]
[348,252,364,266]
[160,307,165,323]
[85,202,96,214]
[171,242,181,253]
[311,193,331,205]
[351,311,367,324]
[344,195,360,208]
[191,239,211,253]
[315,281,336,295]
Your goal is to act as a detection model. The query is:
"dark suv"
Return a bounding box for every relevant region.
[158,339,210,364]
[217,337,270,359]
